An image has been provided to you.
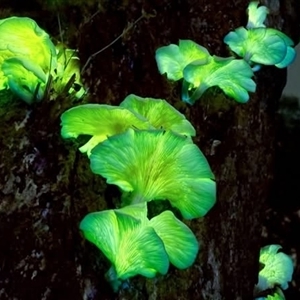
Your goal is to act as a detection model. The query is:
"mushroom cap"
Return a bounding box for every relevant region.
[246,1,269,29]
[0,17,57,73]
[256,244,294,291]
[150,210,199,269]
[155,39,210,81]
[79,204,169,285]
[120,94,196,136]
[90,128,216,219]
[60,104,151,156]
[2,57,46,104]
[224,27,295,68]
[182,56,256,104]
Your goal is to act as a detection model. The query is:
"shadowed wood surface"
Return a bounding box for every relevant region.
[0,0,300,299]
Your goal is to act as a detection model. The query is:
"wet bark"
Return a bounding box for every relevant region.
[0,0,299,299]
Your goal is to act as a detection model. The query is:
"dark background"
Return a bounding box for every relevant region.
[0,0,300,299]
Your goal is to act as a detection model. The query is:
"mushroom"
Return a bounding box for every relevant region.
[79,203,169,291]
[256,244,294,293]
[60,104,151,156]
[90,128,216,219]
[120,94,196,136]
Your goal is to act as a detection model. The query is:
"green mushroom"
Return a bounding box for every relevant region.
[149,210,199,269]
[90,128,216,219]
[119,203,199,269]
[80,203,169,291]
[109,203,199,269]
[224,2,295,69]
[119,94,196,136]
[155,39,210,82]
[53,44,86,99]
[2,57,47,104]
[155,39,255,104]
[182,56,256,104]
[60,104,151,156]
[60,94,196,156]
[256,244,294,293]
[246,1,269,29]
[80,203,199,290]
[224,27,295,68]
[0,16,57,85]
[0,16,85,102]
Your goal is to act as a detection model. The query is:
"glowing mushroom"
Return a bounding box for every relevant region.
[90,128,216,219]
[0,16,57,80]
[120,94,196,136]
[80,203,200,290]
[155,39,210,82]
[60,104,151,156]
[224,2,295,69]
[224,27,295,68]
[2,57,47,104]
[256,244,294,292]
[79,203,169,291]
[155,39,255,104]
[149,210,199,269]
[182,56,256,104]
[119,203,199,269]
[246,1,269,29]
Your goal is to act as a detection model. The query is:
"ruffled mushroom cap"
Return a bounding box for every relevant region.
[0,17,57,75]
[0,17,86,101]
[80,202,200,291]
[224,27,296,68]
[155,39,210,81]
[182,56,256,104]
[246,1,269,29]
[120,204,199,269]
[90,128,216,219]
[2,57,47,104]
[149,210,199,269]
[120,94,196,137]
[224,2,295,69]
[155,39,255,104]
[256,245,294,292]
[60,104,151,156]
[79,204,169,291]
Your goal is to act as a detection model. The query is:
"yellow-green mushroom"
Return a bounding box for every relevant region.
[256,244,294,293]
[149,210,199,269]
[0,16,57,82]
[80,203,200,290]
[79,203,169,291]
[182,55,256,104]
[155,39,256,104]
[60,104,151,156]
[2,57,47,104]
[246,1,269,29]
[118,203,200,269]
[155,39,210,82]
[120,94,196,136]
[90,128,216,219]
[224,2,296,69]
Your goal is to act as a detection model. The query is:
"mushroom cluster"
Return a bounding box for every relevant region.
[0,16,85,104]
[155,1,295,105]
[61,94,216,290]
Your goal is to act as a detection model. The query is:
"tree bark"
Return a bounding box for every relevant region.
[0,0,299,299]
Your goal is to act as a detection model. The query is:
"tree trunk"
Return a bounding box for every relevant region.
[0,0,299,299]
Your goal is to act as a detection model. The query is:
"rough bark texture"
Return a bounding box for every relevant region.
[0,0,300,299]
